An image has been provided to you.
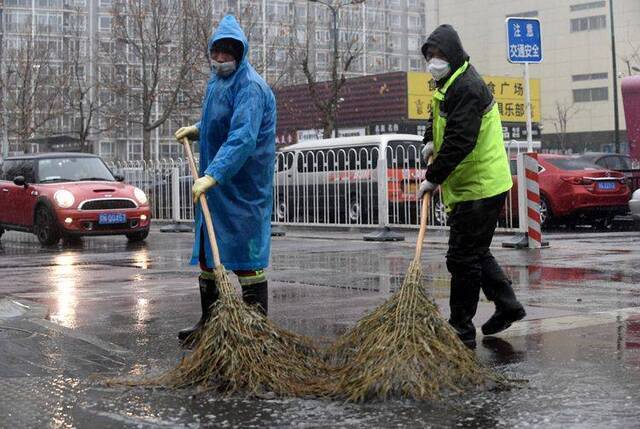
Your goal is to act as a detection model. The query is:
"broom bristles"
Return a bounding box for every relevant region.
[108,262,509,401]
[324,260,507,402]
[111,265,329,397]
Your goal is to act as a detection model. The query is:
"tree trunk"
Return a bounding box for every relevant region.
[80,135,91,153]
[143,127,152,162]
[323,118,334,138]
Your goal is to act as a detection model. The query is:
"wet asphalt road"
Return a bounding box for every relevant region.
[0,226,639,428]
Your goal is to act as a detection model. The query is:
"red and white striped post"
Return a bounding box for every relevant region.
[524,153,542,248]
[503,151,549,249]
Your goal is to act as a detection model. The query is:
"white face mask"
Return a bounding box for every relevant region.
[211,59,237,77]
[428,58,451,81]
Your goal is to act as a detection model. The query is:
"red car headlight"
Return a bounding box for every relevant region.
[53,190,75,208]
[133,187,148,205]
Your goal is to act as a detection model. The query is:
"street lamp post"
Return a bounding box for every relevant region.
[0,10,9,158]
[362,2,366,76]
[609,0,621,154]
[330,4,339,137]
[262,0,267,82]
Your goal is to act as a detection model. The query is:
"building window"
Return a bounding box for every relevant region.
[388,56,401,71]
[573,87,608,102]
[127,141,143,161]
[506,11,539,18]
[275,50,287,66]
[389,34,402,49]
[267,2,289,18]
[570,15,606,32]
[409,57,422,71]
[160,142,181,159]
[570,1,606,12]
[315,30,330,44]
[367,33,384,51]
[36,13,63,33]
[99,16,112,32]
[68,14,86,31]
[390,14,401,28]
[372,55,385,72]
[408,36,419,51]
[316,52,328,68]
[572,72,608,81]
[100,141,115,160]
[408,15,420,30]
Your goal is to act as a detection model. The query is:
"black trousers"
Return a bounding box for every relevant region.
[446,191,512,339]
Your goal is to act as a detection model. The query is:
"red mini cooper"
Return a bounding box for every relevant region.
[0,153,151,245]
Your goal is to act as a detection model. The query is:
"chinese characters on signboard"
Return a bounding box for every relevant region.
[407,72,541,123]
[506,18,543,64]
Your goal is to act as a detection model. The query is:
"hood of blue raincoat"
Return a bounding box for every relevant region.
[208,15,249,65]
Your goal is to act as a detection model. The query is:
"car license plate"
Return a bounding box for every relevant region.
[597,181,616,190]
[99,213,127,224]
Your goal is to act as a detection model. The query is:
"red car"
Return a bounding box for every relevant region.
[509,154,630,228]
[0,153,151,245]
[578,152,640,193]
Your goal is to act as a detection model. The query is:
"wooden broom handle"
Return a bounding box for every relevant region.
[414,157,433,261]
[182,137,221,268]
[414,192,430,261]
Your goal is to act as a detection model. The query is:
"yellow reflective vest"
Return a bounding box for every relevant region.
[432,62,513,211]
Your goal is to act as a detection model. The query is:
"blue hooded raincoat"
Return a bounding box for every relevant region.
[191,16,277,271]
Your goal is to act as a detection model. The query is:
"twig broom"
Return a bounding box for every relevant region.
[325,190,506,401]
[120,138,329,397]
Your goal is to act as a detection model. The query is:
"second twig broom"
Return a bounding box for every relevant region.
[324,190,506,402]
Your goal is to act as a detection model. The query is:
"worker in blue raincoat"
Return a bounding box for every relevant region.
[175,15,276,343]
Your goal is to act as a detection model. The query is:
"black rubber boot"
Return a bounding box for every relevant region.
[242,281,268,316]
[481,305,526,336]
[481,262,526,336]
[178,275,219,343]
[448,275,480,349]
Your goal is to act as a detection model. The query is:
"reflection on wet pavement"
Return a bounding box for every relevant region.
[49,253,79,329]
[0,229,639,427]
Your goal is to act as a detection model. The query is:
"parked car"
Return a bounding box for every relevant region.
[0,153,151,245]
[508,154,630,229]
[578,152,640,193]
[579,152,635,170]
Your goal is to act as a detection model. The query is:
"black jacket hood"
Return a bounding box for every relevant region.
[421,24,469,72]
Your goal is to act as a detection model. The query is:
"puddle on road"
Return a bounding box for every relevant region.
[505,265,640,289]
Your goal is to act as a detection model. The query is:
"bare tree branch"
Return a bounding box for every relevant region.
[105,0,202,161]
[0,23,65,153]
[545,101,580,152]
[295,0,365,138]
[60,8,116,153]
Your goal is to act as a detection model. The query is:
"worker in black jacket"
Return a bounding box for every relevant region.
[419,24,526,347]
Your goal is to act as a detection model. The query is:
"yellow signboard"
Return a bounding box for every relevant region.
[407,72,541,123]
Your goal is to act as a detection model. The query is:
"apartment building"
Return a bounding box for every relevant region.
[1,0,431,160]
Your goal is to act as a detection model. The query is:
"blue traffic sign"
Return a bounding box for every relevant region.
[506,17,542,63]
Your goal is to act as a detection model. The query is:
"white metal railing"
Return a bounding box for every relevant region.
[108,140,534,232]
[107,158,195,223]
